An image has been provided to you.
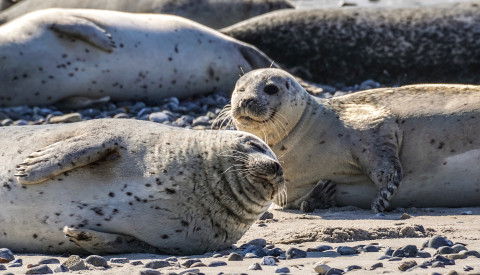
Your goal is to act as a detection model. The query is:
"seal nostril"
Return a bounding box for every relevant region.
[242,98,254,108]
[273,162,281,173]
[264,84,279,95]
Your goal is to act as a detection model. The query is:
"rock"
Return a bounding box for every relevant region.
[417,251,432,258]
[227,253,243,261]
[38,257,60,265]
[362,245,380,252]
[400,213,412,219]
[48,113,82,124]
[63,255,87,271]
[247,239,267,248]
[244,253,260,259]
[1,118,13,126]
[461,211,473,215]
[212,254,223,258]
[208,261,227,267]
[259,211,274,220]
[26,264,53,274]
[275,266,290,273]
[337,246,357,255]
[8,258,22,267]
[260,256,276,266]
[85,255,108,267]
[181,259,201,268]
[432,255,455,265]
[426,236,453,249]
[149,112,171,123]
[53,265,68,273]
[192,115,210,126]
[344,265,362,272]
[130,261,144,266]
[446,253,467,260]
[189,262,206,267]
[286,247,307,259]
[460,250,480,258]
[0,249,14,263]
[145,260,170,269]
[370,262,383,270]
[431,261,445,268]
[139,268,161,275]
[309,245,333,252]
[314,263,331,274]
[13,119,28,125]
[464,265,474,271]
[110,258,129,264]
[0,264,5,270]
[398,260,417,271]
[451,244,467,253]
[249,263,262,270]
[325,268,344,275]
[242,246,266,257]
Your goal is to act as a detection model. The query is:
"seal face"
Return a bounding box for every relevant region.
[0,119,284,254]
[0,8,274,107]
[230,68,480,212]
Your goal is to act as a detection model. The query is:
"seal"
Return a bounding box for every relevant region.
[221,2,480,85]
[0,0,17,11]
[229,68,480,212]
[0,118,284,254]
[0,8,275,107]
[0,0,294,28]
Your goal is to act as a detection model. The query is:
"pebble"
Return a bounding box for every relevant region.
[131,261,144,266]
[26,264,53,274]
[110,258,129,264]
[249,263,262,270]
[189,262,206,267]
[461,211,473,215]
[227,253,243,261]
[275,266,290,273]
[247,239,267,247]
[8,259,22,267]
[38,257,60,265]
[48,113,82,124]
[0,265,5,270]
[207,261,227,267]
[212,254,223,258]
[344,265,362,272]
[325,267,344,275]
[192,115,210,126]
[464,265,474,271]
[63,255,86,271]
[398,260,417,271]
[242,246,266,257]
[445,271,459,275]
[426,236,454,249]
[85,255,108,267]
[337,246,357,255]
[181,259,201,268]
[0,249,14,263]
[400,213,412,219]
[384,247,394,256]
[308,245,333,252]
[145,260,170,269]
[139,268,162,275]
[260,256,277,266]
[165,257,178,262]
[149,112,171,123]
[370,262,383,270]
[53,265,68,273]
[378,255,391,260]
[244,253,260,259]
[314,263,331,274]
[259,211,274,220]
[286,247,307,259]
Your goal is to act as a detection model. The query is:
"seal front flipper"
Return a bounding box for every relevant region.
[50,15,115,53]
[14,135,120,185]
[299,180,336,213]
[63,227,161,255]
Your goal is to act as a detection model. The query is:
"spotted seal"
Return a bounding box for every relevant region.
[0,8,276,107]
[0,118,284,254]
[222,2,480,85]
[228,68,480,212]
[0,0,294,28]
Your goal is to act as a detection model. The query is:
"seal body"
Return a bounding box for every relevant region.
[0,0,294,28]
[0,119,284,254]
[230,68,480,212]
[0,8,274,107]
[222,2,480,85]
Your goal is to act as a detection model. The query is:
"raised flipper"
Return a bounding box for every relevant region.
[299,180,336,213]
[64,227,161,255]
[50,15,116,53]
[14,135,120,185]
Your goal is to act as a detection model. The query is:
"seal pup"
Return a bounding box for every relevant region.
[0,119,284,254]
[222,2,480,85]
[0,8,275,107]
[229,68,480,212]
[0,0,294,28]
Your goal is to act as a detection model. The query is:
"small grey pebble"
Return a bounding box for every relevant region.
[181,259,201,267]
[446,253,467,260]
[149,112,170,123]
[208,261,227,267]
[8,258,22,267]
[370,262,383,270]
[388,257,403,261]
[13,119,28,126]
[110,258,129,264]
[427,236,453,249]
[337,246,357,255]
[48,113,82,124]
[265,244,275,249]
[53,264,68,273]
[286,247,307,259]
[260,256,276,266]
[130,261,144,266]
[0,265,5,270]
[38,257,60,265]
[85,255,108,267]
[0,248,14,262]
[325,267,344,275]
[247,239,267,248]
[244,253,260,259]
[416,251,431,258]
[26,264,53,274]
[0,118,13,126]
[259,211,274,220]
[451,244,467,253]
[249,263,262,270]
[189,262,206,268]
[227,253,243,261]
[275,266,290,273]
[192,115,210,126]
[145,260,170,269]
[63,255,86,271]
[344,265,362,272]
[139,268,161,275]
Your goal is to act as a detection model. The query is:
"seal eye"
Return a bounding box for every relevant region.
[246,140,266,153]
[264,84,279,95]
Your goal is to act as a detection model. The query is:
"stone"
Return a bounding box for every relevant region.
[192,116,210,126]
[259,211,273,220]
[286,247,307,259]
[337,246,357,255]
[208,261,227,267]
[181,259,201,268]
[393,245,418,258]
[149,112,170,123]
[26,264,53,274]
[189,262,206,267]
[314,263,331,274]
[260,256,276,266]
[249,263,262,270]
[53,265,68,273]
[8,258,22,267]
[0,248,14,263]
[400,213,412,219]
[398,260,417,271]
[388,257,403,261]
[427,236,453,249]
[242,246,266,257]
[145,260,170,269]
[464,265,474,271]
[370,262,383,270]
[63,255,87,271]
[244,253,260,259]
[227,253,243,261]
[48,113,82,124]
[110,258,129,264]
[85,255,108,267]
[130,261,144,266]
[139,268,161,275]
[38,257,60,265]
[275,266,290,273]
[247,239,267,247]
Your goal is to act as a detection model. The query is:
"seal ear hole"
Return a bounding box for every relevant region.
[264,84,279,95]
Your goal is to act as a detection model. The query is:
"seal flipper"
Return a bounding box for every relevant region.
[299,180,336,213]
[50,15,115,53]
[64,227,161,255]
[14,135,120,185]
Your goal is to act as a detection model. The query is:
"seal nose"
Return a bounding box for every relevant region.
[240,98,255,109]
[273,162,282,174]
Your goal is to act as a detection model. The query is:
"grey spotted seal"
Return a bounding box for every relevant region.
[0,118,284,254]
[0,0,294,28]
[229,68,480,212]
[222,2,480,85]
[0,8,275,107]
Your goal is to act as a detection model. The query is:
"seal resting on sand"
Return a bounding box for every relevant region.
[229,68,480,212]
[0,119,284,254]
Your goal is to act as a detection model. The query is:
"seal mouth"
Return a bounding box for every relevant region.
[235,110,276,126]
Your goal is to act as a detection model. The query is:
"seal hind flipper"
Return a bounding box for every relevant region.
[14,135,120,185]
[63,227,161,255]
[299,180,336,213]
[50,15,115,53]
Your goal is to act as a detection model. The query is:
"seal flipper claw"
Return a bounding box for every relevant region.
[299,180,336,213]
[15,135,120,185]
[50,15,115,53]
[63,227,161,255]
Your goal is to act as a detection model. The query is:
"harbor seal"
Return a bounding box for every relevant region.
[0,0,294,28]
[222,2,480,85]
[0,119,284,254]
[0,8,275,107]
[229,68,480,212]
